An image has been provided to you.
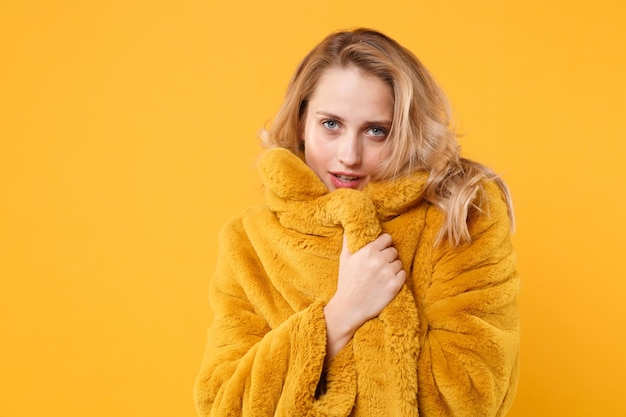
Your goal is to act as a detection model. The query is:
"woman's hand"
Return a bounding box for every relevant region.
[324,233,406,359]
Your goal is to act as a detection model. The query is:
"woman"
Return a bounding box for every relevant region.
[194,28,520,416]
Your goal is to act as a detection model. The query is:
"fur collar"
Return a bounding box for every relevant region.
[258,148,429,253]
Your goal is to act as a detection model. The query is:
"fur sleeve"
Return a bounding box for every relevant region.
[193,219,356,417]
[417,181,520,417]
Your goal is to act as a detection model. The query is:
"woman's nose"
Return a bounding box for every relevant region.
[338,134,361,166]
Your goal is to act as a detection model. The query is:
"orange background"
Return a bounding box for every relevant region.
[1,1,625,416]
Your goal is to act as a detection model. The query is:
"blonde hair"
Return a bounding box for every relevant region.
[261,28,514,246]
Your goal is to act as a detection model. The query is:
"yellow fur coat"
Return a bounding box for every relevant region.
[194,148,520,416]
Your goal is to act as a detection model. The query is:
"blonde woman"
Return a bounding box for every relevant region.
[194,28,520,417]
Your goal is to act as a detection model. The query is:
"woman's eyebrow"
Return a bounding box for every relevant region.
[316,111,344,122]
[315,111,391,126]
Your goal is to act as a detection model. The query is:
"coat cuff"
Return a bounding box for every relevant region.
[279,300,357,416]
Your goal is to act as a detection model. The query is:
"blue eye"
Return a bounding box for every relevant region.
[368,127,387,137]
[322,120,339,129]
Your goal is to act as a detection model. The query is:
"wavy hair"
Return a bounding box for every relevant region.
[261,28,514,246]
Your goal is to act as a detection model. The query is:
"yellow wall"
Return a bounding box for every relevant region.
[1,1,624,416]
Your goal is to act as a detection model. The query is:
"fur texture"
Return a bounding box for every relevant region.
[194,148,520,416]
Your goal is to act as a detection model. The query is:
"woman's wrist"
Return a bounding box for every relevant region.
[323,298,358,359]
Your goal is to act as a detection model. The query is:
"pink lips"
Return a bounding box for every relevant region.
[329,172,362,189]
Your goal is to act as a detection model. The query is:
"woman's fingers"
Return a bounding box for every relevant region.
[381,246,398,263]
[370,233,393,250]
[391,259,404,274]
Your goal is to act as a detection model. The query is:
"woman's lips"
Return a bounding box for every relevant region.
[329,172,362,189]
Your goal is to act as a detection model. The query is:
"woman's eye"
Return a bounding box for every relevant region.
[368,127,387,137]
[322,120,338,130]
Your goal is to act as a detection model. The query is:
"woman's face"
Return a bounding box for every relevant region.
[302,67,394,191]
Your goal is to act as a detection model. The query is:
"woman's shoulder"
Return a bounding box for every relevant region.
[470,178,513,231]
[218,206,273,241]
[223,205,270,221]
[424,177,513,248]
[459,178,515,255]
